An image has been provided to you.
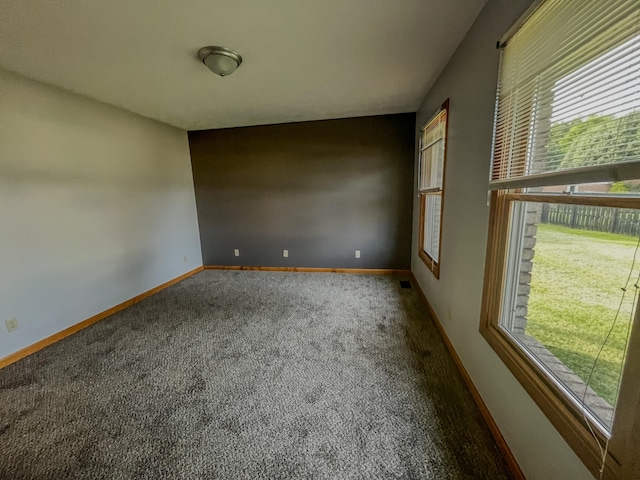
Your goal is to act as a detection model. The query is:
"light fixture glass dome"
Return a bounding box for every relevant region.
[198,46,242,77]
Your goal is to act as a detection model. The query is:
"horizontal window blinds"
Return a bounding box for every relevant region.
[419,108,447,193]
[491,0,640,190]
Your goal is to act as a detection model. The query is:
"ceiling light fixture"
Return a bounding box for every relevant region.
[197,46,243,77]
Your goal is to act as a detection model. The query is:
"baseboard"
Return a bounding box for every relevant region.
[0,266,204,369]
[409,273,525,480]
[204,265,411,275]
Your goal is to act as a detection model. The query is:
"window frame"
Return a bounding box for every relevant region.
[480,0,640,476]
[481,189,640,478]
[418,99,449,278]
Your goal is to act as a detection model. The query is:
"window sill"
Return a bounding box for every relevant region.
[418,250,439,279]
[514,333,614,428]
[479,321,621,478]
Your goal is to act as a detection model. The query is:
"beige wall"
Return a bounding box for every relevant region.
[411,1,593,479]
[0,69,202,359]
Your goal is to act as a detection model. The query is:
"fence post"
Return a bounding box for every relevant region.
[611,208,619,234]
[541,203,549,223]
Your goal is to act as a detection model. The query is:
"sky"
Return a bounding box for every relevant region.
[551,33,640,124]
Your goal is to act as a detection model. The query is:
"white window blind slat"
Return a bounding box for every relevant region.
[500,0,638,94]
[418,109,447,192]
[491,0,640,189]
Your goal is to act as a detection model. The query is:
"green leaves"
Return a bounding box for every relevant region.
[548,112,640,171]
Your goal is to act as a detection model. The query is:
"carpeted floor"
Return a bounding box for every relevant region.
[0,271,511,479]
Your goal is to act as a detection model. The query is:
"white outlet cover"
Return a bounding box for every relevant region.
[234,249,240,257]
[5,317,18,333]
[355,250,361,258]
[283,249,289,258]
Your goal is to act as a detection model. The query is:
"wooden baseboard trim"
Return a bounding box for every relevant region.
[0,266,204,369]
[203,265,410,275]
[409,273,525,480]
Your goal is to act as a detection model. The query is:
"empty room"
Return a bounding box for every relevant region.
[1,0,639,479]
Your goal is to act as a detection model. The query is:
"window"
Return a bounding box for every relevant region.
[418,99,449,277]
[481,0,640,478]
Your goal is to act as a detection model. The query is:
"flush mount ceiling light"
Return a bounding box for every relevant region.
[197,46,243,77]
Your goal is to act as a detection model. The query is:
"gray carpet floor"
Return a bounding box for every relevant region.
[0,271,511,479]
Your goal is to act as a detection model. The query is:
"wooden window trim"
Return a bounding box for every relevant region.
[418,99,449,278]
[480,190,640,479]
[483,0,640,475]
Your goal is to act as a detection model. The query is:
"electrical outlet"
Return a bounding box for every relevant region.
[283,249,289,258]
[183,256,187,263]
[355,250,361,258]
[5,317,18,333]
[234,249,240,257]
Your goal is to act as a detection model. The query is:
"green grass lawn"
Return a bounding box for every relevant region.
[526,224,639,407]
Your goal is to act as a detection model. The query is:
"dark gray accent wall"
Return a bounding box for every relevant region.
[189,114,415,268]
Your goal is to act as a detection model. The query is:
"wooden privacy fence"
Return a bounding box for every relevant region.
[540,203,640,237]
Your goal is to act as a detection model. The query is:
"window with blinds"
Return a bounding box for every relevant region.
[419,108,447,193]
[481,1,640,478]
[418,100,449,277]
[491,0,640,190]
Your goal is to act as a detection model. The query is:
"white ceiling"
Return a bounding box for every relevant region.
[0,0,486,131]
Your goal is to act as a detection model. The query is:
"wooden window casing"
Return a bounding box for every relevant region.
[418,99,449,278]
[481,191,640,479]
[481,1,640,477]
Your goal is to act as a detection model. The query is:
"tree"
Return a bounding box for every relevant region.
[546,111,640,170]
